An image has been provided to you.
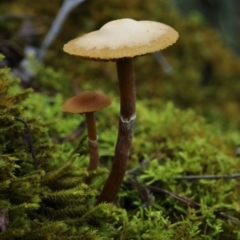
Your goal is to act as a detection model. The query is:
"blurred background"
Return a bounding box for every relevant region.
[0,0,240,130]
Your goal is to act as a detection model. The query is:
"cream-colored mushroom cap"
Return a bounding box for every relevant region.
[62,91,112,113]
[63,18,179,60]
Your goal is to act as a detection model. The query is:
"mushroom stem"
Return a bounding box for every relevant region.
[85,112,99,172]
[97,58,136,203]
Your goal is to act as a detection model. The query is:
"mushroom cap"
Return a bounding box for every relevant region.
[62,91,112,113]
[63,18,179,61]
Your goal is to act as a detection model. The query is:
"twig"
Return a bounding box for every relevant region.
[14,117,38,169]
[127,156,240,181]
[63,121,86,142]
[53,121,86,143]
[0,209,9,232]
[37,0,86,61]
[127,157,152,175]
[153,51,173,75]
[175,173,240,180]
[148,186,240,225]
[127,153,161,175]
[128,177,153,207]
[67,135,87,162]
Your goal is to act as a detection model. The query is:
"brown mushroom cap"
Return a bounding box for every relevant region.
[63,18,179,61]
[62,91,112,113]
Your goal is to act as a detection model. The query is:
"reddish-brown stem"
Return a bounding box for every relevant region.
[85,112,99,172]
[97,58,136,203]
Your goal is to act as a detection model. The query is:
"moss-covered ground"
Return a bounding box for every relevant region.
[0,0,240,239]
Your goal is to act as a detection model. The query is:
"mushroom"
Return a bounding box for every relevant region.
[63,18,179,203]
[62,91,112,174]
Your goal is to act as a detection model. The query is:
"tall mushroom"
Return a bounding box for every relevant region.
[63,18,179,203]
[62,91,111,175]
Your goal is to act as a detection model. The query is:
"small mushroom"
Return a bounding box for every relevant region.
[63,18,179,203]
[62,91,112,174]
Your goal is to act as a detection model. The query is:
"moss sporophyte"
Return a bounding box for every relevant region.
[63,18,179,203]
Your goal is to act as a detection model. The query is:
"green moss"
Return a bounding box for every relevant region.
[1,59,240,238]
[1,0,240,238]
[0,63,125,239]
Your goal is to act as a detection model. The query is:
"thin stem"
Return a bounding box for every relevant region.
[175,173,240,180]
[0,209,10,232]
[14,117,38,169]
[67,135,87,162]
[148,186,240,225]
[85,112,99,172]
[97,58,136,203]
